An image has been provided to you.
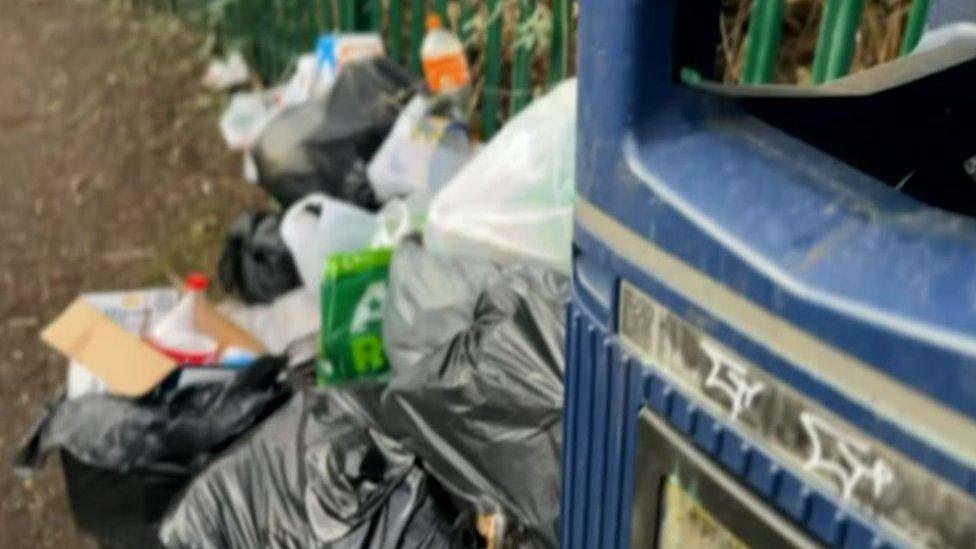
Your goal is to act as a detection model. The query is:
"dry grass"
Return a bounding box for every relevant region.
[720,0,913,84]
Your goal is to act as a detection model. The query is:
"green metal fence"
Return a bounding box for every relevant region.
[136,0,929,134]
[138,0,577,138]
[742,0,929,85]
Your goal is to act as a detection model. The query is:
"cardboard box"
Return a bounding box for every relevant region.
[43,288,265,397]
[64,289,178,398]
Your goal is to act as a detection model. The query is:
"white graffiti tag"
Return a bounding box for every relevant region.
[700,340,765,422]
[800,411,895,501]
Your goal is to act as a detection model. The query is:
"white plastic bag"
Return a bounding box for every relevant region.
[424,79,577,273]
[202,51,249,90]
[370,199,414,248]
[280,194,378,290]
[220,92,275,151]
[273,53,333,108]
[367,95,473,202]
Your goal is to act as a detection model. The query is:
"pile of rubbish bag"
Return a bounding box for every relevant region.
[15,25,577,549]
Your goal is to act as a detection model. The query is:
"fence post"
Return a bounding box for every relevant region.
[369,0,383,32]
[434,0,448,26]
[388,0,403,61]
[742,0,784,84]
[338,0,354,30]
[510,0,536,115]
[900,0,929,55]
[812,0,864,84]
[481,0,503,137]
[547,0,571,85]
[408,0,426,74]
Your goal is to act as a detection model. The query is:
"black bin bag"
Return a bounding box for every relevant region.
[159,387,470,549]
[13,357,291,549]
[218,210,302,304]
[253,58,419,209]
[381,239,570,549]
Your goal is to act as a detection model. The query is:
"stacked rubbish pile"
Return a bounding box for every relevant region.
[15,16,577,549]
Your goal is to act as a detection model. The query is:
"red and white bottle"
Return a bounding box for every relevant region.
[420,13,471,95]
[146,273,218,365]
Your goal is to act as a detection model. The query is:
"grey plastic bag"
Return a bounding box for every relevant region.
[381,239,569,548]
[160,388,465,549]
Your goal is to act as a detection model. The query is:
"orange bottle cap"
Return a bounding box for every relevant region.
[426,13,442,31]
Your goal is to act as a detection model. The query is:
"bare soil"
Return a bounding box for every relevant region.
[0,0,267,546]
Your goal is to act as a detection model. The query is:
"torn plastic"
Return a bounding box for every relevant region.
[218,210,302,305]
[253,58,419,209]
[160,388,469,549]
[14,356,291,548]
[381,239,568,548]
[425,79,577,274]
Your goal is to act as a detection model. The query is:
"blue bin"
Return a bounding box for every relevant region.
[563,1,976,547]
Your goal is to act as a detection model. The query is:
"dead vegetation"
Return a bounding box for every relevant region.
[720,0,914,84]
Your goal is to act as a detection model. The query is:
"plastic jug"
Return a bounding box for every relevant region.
[279,193,378,291]
[420,14,471,94]
[146,274,219,364]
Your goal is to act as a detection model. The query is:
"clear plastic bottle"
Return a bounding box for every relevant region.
[420,13,471,95]
[146,273,219,365]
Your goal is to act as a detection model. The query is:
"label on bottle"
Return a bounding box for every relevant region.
[422,52,471,93]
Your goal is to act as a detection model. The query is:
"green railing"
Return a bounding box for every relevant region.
[742,0,929,85]
[136,0,578,138]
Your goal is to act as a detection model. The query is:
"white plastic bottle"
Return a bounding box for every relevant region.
[146,273,219,365]
[420,13,471,94]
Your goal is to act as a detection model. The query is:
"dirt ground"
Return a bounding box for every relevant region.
[0,0,267,546]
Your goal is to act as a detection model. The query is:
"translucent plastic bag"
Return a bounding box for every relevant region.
[424,79,576,274]
[366,95,473,202]
[279,193,378,291]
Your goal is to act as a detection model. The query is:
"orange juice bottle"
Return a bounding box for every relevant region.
[420,13,471,94]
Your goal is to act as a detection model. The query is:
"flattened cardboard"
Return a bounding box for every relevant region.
[67,288,179,399]
[41,299,176,396]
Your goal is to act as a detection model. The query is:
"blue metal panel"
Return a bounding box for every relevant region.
[807,492,846,545]
[564,300,915,547]
[559,305,579,546]
[566,1,976,547]
[600,348,628,549]
[574,222,976,494]
[585,335,611,549]
[569,321,596,546]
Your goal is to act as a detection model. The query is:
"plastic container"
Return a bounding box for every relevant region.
[315,33,385,84]
[420,14,471,94]
[146,274,219,364]
[279,194,379,291]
